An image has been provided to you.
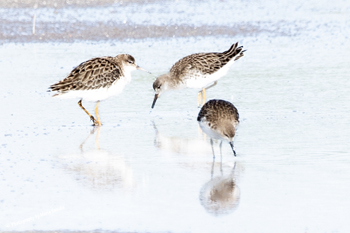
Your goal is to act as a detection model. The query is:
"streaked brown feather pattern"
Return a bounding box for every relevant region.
[197,99,239,130]
[49,57,123,93]
[170,42,245,81]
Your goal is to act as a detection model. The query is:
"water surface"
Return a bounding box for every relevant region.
[1,0,350,232]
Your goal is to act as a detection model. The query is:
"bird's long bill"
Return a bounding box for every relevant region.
[151,94,159,109]
[229,141,236,156]
[136,65,151,74]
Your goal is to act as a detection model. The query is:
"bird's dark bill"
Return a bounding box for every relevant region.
[151,94,159,109]
[229,141,236,156]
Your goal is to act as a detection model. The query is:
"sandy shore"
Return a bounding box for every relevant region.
[0,0,145,8]
[0,0,304,43]
[0,20,293,43]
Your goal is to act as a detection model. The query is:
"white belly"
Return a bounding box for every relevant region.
[185,60,234,89]
[198,120,224,140]
[54,76,131,101]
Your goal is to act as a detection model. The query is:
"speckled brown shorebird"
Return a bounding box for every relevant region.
[49,54,148,126]
[197,99,239,156]
[151,42,245,109]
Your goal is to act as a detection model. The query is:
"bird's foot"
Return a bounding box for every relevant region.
[90,116,100,126]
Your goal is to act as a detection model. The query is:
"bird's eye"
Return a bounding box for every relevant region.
[157,86,161,89]
[128,60,133,64]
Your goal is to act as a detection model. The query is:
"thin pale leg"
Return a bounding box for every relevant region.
[210,138,215,159]
[197,90,203,108]
[78,99,97,125]
[94,101,102,126]
[199,81,217,107]
[202,88,206,106]
[197,88,206,107]
[220,141,223,175]
[205,81,218,90]
[210,138,215,178]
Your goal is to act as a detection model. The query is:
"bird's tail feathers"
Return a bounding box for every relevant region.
[224,42,246,61]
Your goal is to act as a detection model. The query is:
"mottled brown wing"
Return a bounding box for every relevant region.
[170,53,223,79]
[170,43,244,79]
[49,57,122,93]
[197,99,239,123]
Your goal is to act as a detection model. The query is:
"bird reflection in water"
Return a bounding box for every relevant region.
[152,120,212,155]
[58,127,136,191]
[199,158,240,216]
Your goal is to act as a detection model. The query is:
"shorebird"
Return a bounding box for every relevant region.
[197,99,239,157]
[151,42,245,109]
[49,54,148,126]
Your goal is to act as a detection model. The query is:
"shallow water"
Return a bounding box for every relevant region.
[1,0,350,232]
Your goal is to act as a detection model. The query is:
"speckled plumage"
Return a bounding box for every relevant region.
[49,54,145,126]
[197,99,239,156]
[170,42,244,82]
[197,99,239,129]
[49,54,135,95]
[151,42,245,108]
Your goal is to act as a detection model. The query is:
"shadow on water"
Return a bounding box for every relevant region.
[57,127,136,191]
[199,160,240,216]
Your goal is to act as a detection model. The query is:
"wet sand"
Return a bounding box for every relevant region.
[1,20,295,42]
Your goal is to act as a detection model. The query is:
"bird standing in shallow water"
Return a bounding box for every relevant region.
[151,42,245,109]
[49,54,148,126]
[197,99,239,157]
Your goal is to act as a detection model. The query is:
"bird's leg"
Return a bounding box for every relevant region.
[210,138,215,159]
[205,81,218,91]
[202,87,206,106]
[200,81,217,106]
[197,90,203,108]
[220,141,223,175]
[78,100,97,125]
[94,101,102,126]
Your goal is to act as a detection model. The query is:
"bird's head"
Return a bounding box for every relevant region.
[151,74,171,108]
[117,54,149,73]
[218,121,237,156]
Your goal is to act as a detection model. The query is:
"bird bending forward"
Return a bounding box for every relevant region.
[152,42,245,109]
[197,99,239,156]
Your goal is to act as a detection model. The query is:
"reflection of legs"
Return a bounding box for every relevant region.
[94,101,102,126]
[95,126,101,149]
[151,120,161,147]
[79,127,98,151]
[78,99,97,125]
[211,155,215,179]
[231,161,236,174]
